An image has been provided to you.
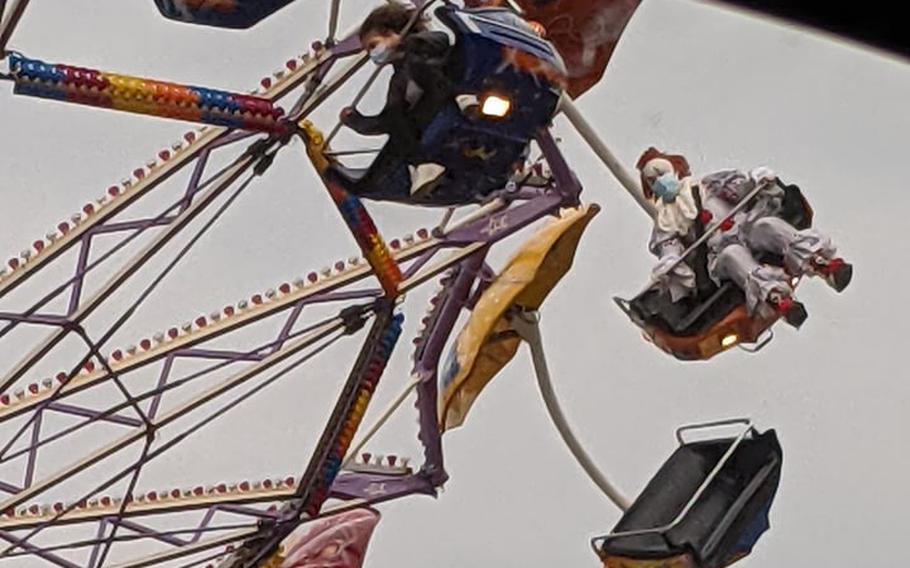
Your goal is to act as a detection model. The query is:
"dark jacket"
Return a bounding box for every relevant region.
[345,31,454,137]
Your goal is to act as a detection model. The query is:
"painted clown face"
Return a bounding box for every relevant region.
[280,508,380,568]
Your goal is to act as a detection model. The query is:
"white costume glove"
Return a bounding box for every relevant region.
[652,254,695,285]
[749,166,777,185]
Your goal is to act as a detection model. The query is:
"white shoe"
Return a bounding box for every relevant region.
[455,94,480,113]
[409,163,446,196]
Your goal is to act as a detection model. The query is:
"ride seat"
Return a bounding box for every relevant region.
[597,427,782,568]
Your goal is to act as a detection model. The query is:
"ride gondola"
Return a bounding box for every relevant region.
[615,178,816,361]
[593,420,782,568]
[327,5,568,206]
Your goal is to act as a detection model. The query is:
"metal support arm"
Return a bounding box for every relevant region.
[510,309,631,512]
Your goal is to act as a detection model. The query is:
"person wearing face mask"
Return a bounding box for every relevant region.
[636,147,852,329]
[339,2,454,198]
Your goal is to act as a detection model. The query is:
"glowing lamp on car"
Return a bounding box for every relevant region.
[481,94,512,118]
[721,334,739,349]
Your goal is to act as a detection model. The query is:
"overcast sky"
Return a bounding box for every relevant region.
[1,1,908,567]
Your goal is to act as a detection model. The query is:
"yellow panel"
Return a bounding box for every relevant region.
[439,204,600,431]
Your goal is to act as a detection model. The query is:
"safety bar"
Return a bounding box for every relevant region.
[591,418,755,556]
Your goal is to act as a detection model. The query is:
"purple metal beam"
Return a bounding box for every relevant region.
[87,518,108,568]
[147,355,174,421]
[0,531,81,568]
[208,130,257,150]
[403,248,438,280]
[88,217,175,236]
[48,403,144,428]
[117,518,186,548]
[24,410,43,488]
[411,253,486,483]
[215,503,280,520]
[67,236,92,316]
[537,128,584,201]
[177,349,266,362]
[189,508,218,545]
[329,472,435,502]
[0,312,68,326]
[182,148,210,211]
[272,303,305,354]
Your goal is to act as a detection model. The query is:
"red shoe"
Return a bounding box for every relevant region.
[812,257,853,292]
[770,295,808,329]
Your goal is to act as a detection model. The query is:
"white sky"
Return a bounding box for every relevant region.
[0,1,908,567]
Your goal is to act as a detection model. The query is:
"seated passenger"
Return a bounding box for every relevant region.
[340,2,455,197]
[636,147,852,328]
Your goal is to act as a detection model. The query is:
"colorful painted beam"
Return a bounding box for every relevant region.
[303,312,403,517]
[8,54,286,133]
[297,120,403,298]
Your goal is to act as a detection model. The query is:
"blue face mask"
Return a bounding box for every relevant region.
[369,43,393,65]
[652,173,680,203]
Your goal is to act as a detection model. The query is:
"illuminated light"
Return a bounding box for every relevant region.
[480,94,512,118]
[721,334,739,349]
[528,20,547,37]
[791,277,800,288]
